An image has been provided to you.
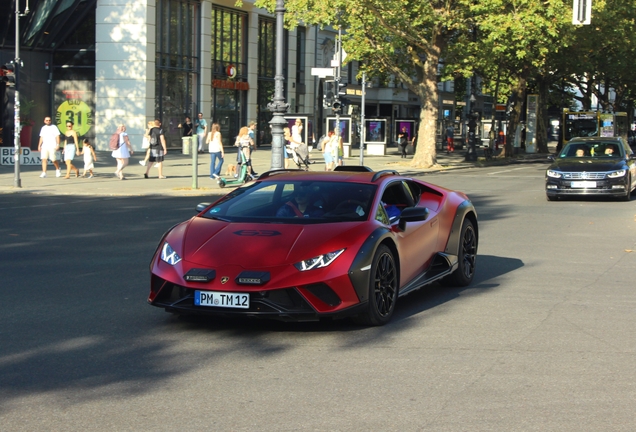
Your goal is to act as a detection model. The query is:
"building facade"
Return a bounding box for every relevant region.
[1,0,429,153]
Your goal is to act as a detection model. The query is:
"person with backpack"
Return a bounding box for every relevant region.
[111,124,133,180]
[143,119,168,179]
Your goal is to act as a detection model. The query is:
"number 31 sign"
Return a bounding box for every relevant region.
[56,99,94,136]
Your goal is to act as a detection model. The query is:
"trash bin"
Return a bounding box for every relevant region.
[182,137,191,155]
[343,144,351,158]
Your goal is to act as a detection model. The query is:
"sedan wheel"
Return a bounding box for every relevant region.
[442,219,477,287]
[620,176,631,201]
[354,245,398,326]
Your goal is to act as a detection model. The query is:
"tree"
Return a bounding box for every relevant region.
[256,0,475,168]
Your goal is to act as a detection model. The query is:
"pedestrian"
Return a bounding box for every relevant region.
[37,116,61,178]
[207,122,224,179]
[446,125,455,153]
[333,128,344,167]
[397,126,409,158]
[322,130,334,171]
[112,124,134,180]
[180,116,194,138]
[248,120,257,148]
[236,126,257,178]
[144,119,168,179]
[80,138,97,178]
[139,120,155,166]
[194,112,207,153]
[62,120,80,178]
[283,127,294,169]
[292,118,303,146]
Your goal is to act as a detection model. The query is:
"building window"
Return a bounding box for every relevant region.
[296,26,306,96]
[211,6,247,145]
[156,0,199,146]
[257,17,287,146]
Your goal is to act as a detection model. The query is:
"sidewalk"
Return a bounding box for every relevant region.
[0,144,549,196]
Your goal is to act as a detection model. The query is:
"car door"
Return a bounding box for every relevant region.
[380,180,440,285]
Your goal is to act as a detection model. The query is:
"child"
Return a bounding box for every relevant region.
[81,138,97,178]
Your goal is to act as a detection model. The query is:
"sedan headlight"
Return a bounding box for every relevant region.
[546,169,562,178]
[160,242,182,265]
[607,169,626,178]
[294,249,345,271]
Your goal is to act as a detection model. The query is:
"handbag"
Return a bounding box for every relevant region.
[142,136,150,149]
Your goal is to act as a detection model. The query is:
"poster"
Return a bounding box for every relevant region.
[326,118,351,144]
[365,119,386,143]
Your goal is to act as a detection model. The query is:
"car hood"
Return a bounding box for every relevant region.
[549,157,625,172]
[180,217,366,267]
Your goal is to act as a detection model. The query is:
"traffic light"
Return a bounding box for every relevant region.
[332,98,342,113]
[1,62,16,87]
[323,80,334,109]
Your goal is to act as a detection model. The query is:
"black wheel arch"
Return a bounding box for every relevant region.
[348,227,399,303]
[444,200,479,257]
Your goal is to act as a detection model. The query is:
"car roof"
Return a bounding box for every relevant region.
[256,168,402,185]
[567,137,622,143]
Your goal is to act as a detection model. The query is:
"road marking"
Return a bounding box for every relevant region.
[488,167,538,175]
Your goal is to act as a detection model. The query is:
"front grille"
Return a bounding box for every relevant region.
[562,172,607,180]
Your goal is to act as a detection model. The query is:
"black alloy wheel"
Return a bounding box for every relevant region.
[443,219,477,287]
[354,245,398,326]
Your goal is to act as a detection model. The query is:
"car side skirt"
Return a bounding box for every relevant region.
[398,252,459,297]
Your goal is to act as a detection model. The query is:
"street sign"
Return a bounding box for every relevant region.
[311,67,334,78]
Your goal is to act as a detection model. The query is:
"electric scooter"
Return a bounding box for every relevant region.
[218,150,251,188]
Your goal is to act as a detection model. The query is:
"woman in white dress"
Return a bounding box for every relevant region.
[111,124,134,180]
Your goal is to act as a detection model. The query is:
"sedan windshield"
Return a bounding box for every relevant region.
[559,141,624,159]
[202,181,377,224]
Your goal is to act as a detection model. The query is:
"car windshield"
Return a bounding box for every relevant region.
[202,180,377,224]
[559,141,624,159]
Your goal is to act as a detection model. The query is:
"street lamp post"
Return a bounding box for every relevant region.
[12,0,29,188]
[267,0,288,170]
[465,80,478,162]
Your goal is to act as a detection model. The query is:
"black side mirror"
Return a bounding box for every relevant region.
[196,203,211,213]
[398,206,429,231]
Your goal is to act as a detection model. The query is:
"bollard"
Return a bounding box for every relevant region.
[191,136,198,189]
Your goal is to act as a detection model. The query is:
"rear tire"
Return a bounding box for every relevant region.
[443,218,477,287]
[354,245,398,326]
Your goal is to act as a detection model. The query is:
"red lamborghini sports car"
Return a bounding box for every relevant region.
[148,167,478,325]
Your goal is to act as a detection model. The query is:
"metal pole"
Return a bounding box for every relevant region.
[268,0,288,170]
[191,136,198,189]
[334,27,341,131]
[13,0,23,188]
[359,72,366,166]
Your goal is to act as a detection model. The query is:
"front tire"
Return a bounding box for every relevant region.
[620,176,631,201]
[443,218,477,287]
[354,245,398,326]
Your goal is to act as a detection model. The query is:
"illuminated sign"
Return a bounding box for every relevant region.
[212,79,249,90]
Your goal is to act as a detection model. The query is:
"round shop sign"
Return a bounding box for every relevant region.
[56,100,94,136]
[226,64,237,79]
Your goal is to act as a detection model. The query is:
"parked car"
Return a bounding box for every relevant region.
[545,136,636,201]
[148,166,479,326]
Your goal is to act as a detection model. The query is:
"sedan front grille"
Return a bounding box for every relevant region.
[562,172,607,180]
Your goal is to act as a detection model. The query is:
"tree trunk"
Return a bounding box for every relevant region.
[504,75,527,157]
[536,78,549,153]
[411,35,443,168]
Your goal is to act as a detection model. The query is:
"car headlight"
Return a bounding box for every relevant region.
[607,169,626,178]
[160,242,182,265]
[546,169,562,178]
[294,249,345,271]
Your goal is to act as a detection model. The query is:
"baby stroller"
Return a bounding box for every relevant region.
[287,142,311,170]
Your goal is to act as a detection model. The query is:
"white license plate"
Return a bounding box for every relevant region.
[571,181,597,188]
[194,291,249,309]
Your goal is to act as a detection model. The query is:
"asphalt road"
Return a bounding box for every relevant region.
[1,163,636,431]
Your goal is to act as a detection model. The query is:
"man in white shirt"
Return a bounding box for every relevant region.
[37,116,61,178]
